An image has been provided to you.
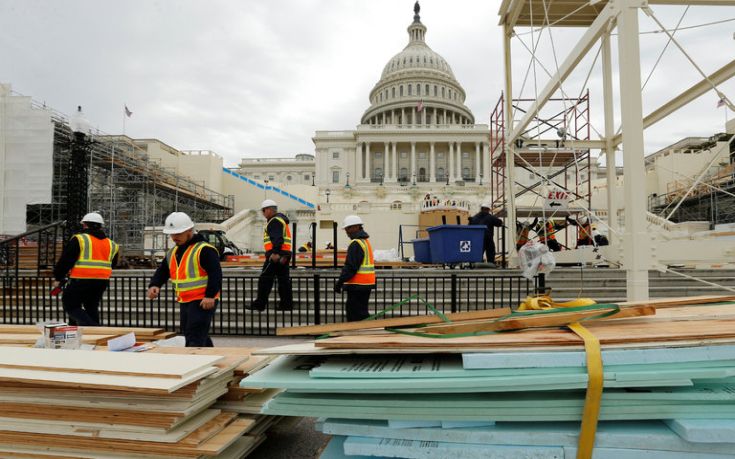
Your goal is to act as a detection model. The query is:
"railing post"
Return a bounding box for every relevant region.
[501,225,506,268]
[537,273,546,295]
[311,222,317,269]
[450,274,458,313]
[291,222,297,268]
[332,221,338,269]
[313,274,321,325]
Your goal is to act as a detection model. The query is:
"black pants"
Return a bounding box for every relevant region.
[345,289,371,322]
[546,239,562,252]
[180,300,216,347]
[254,259,293,309]
[483,235,496,263]
[62,279,109,326]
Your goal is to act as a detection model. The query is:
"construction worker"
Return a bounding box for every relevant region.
[515,217,538,252]
[147,212,222,347]
[247,200,293,311]
[534,219,566,252]
[53,212,119,326]
[298,241,312,253]
[566,215,594,247]
[334,215,375,322]
[468,202,503,265]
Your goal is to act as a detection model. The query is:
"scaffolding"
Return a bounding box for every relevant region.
[26,107,234,255]
[489,92,593,218]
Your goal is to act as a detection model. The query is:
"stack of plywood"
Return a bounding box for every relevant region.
[0,324,175,346]
[244,295,735,459]
[0,347,274,458]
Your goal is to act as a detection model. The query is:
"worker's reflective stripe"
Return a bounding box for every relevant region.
[167,242,219,303]
[69,234,118,279]
[263,217,292,252]
[345,238,376,286]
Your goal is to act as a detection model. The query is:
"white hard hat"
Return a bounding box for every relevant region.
[81,212,104,225]
[261,199,278,210]
[342,215,364,229]
[480,202,492,209]
[579,216,589,224]
[163,212,195,234]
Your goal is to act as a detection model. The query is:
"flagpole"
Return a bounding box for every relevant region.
[122,106,126,136]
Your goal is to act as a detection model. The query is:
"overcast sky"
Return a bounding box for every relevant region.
[1,0,733,167]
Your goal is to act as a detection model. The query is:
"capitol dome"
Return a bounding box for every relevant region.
[361,2,474,126]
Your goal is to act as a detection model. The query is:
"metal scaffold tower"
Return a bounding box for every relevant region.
[26,109,234,256]
[490,91,592,233]
[497,0,735,300]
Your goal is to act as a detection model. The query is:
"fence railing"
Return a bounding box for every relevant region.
[1,221,66,279]
[1,272,536,336]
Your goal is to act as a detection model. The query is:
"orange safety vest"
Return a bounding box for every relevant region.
[579,222,593,242]
[166,242,220,303]
[538,222,557,243]
[69,234,118,280]
[263,217,292,252]
[344,238,376,286]
[517,226,530,246]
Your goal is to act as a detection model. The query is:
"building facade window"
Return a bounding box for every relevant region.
[400,86,404,96]
[268,175,275,181]
[286,175,292,181]
[332,170,340,183]
[437,167,445,180]
[305,174,311,181]
[416,85,421,95]
[391,201,402,210]
[332,151,340,159]
[392,87,396,98]
[408,85,412,96]
[462,167,470,179]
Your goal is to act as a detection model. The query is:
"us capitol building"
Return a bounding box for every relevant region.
[309,2,492,249]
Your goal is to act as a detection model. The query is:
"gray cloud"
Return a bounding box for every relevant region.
[1,0,733,167]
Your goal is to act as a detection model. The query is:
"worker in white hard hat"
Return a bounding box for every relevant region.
[247,200,293,311]
[566,214,594,248]
[334,215,375,321]
[147,212,222,347]
[52,212,119,326]
[468,202,503,266]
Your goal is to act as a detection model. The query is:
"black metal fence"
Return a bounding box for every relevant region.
[1,272,536,335]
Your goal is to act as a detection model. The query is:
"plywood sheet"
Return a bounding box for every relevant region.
[0,348,224,379]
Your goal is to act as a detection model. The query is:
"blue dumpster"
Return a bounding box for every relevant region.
[427,225,486,264]
[411,238,432,263]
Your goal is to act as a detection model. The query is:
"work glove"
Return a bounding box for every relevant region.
[333,283,343,294]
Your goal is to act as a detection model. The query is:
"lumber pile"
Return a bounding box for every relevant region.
[0,324,175,346]
[0,346,281,458]
[244,296,735,458]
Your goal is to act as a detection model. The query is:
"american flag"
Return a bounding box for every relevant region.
[124,105,133,117]
[417,99,424,112]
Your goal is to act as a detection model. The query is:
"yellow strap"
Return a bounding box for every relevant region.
[567,322,603,459]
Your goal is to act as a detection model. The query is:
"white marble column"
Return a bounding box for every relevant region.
[401,108,405,126]
[429,142,436,182]
[357,143,363,181]
[410,142,416,182]
[475,142,481,183]
[482,142,490,185]
[366,142,371,182]
[454,142,461,180]
[384,142,390,180]
[392,142,398,182]
[448,142,454,183]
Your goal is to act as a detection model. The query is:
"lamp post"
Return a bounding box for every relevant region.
[445,173,450,186]
[412,172,416,186]
[379,172,384,186]
[325,188,331,203]
[263,178,269,199]
[346,172,350,187]
[67,106,93,235]
[479,173,483,186]
[311,174,315,186]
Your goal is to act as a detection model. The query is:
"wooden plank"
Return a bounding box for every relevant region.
[315,316,735,350]
[419,305,655,335]
[0,334,120,345]
[619,295,735,309]
[0,348,224,379]
[277,308,512,336]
